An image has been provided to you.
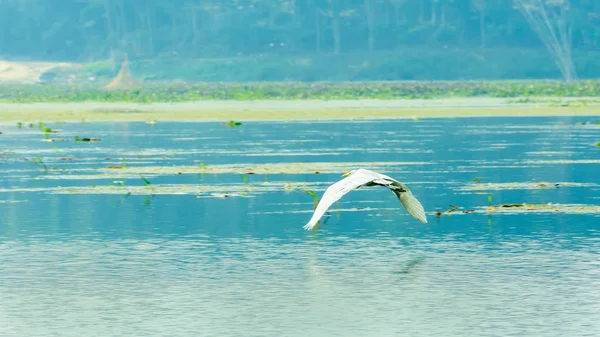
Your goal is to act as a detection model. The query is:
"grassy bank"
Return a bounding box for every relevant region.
[2,80,600,103]
[2,99,600,123]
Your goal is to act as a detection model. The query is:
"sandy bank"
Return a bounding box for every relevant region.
[0,59,76,84]
[1,98,600,122]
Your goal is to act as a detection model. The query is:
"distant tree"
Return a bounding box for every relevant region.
[471,0,486,48]
[0,0,599,80]
[514,0,577,81]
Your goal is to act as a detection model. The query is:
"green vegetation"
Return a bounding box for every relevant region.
[3,80,600,103]
[75,136,102,142]
[507,97,600,107]
[31,157,48,172]
[305,189,320,210]
[227,120,243,127]
[36,48,600,84]
[141,176,151,186]
[1,0,599,79]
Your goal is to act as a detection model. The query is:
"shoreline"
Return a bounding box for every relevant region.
[2,98,600,122]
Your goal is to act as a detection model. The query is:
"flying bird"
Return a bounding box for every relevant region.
[304,169,427,230]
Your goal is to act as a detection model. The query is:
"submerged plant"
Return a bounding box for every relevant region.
[31,157,48,171]
[107,180,131,196]
[240,174,252,193]
[305,189,320,209]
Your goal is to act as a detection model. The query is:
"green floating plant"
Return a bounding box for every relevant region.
[227,120,242,127]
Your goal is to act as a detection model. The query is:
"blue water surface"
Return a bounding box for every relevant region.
[0,116,599,337]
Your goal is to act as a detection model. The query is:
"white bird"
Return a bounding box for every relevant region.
[304,168,427,230]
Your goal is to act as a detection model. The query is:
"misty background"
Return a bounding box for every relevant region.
[0,0,598,82]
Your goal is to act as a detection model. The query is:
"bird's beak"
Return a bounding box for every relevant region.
[342,172,351,177]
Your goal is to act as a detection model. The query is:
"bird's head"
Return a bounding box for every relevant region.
[342,170,357,177]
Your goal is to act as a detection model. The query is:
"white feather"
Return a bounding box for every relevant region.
[304,168,427,230]
[303,170,375,230]
[398,191,428,224]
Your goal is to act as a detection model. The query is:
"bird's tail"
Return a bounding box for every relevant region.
[303,220,318,230]
[303,211,320,230]
[398,191,428,223]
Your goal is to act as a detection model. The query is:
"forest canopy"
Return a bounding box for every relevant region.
[0,0,598,81]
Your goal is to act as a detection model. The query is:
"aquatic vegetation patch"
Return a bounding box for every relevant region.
[305,189,319,209]
[75,136,102,142]
[433,203,600,217]
[522,159,600,165]
[33,172,162,181]
[459,182,597,191]
[30,157,49,171]
[98,161,431,176]
[433,204,476,216]
[225,120,242,127]
[45,182,317,197]
[0,200,28,204]
[483,203,600,215]
[0,181,334,198]
[249,207,402,216]
[557,120,600,126]
[525,151,577,156]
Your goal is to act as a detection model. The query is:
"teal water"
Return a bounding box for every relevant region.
[0,117,599,336]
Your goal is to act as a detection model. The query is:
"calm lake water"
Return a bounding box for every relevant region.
[1,116,599,336]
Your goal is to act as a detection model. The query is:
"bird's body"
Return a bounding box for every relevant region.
[303,169,427,230]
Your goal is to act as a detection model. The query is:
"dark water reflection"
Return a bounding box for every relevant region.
[0,116,599,336]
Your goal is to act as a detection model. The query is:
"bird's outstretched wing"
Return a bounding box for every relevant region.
[376,173,428,224]
[303,171,377,230]
[393,189,428,224]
